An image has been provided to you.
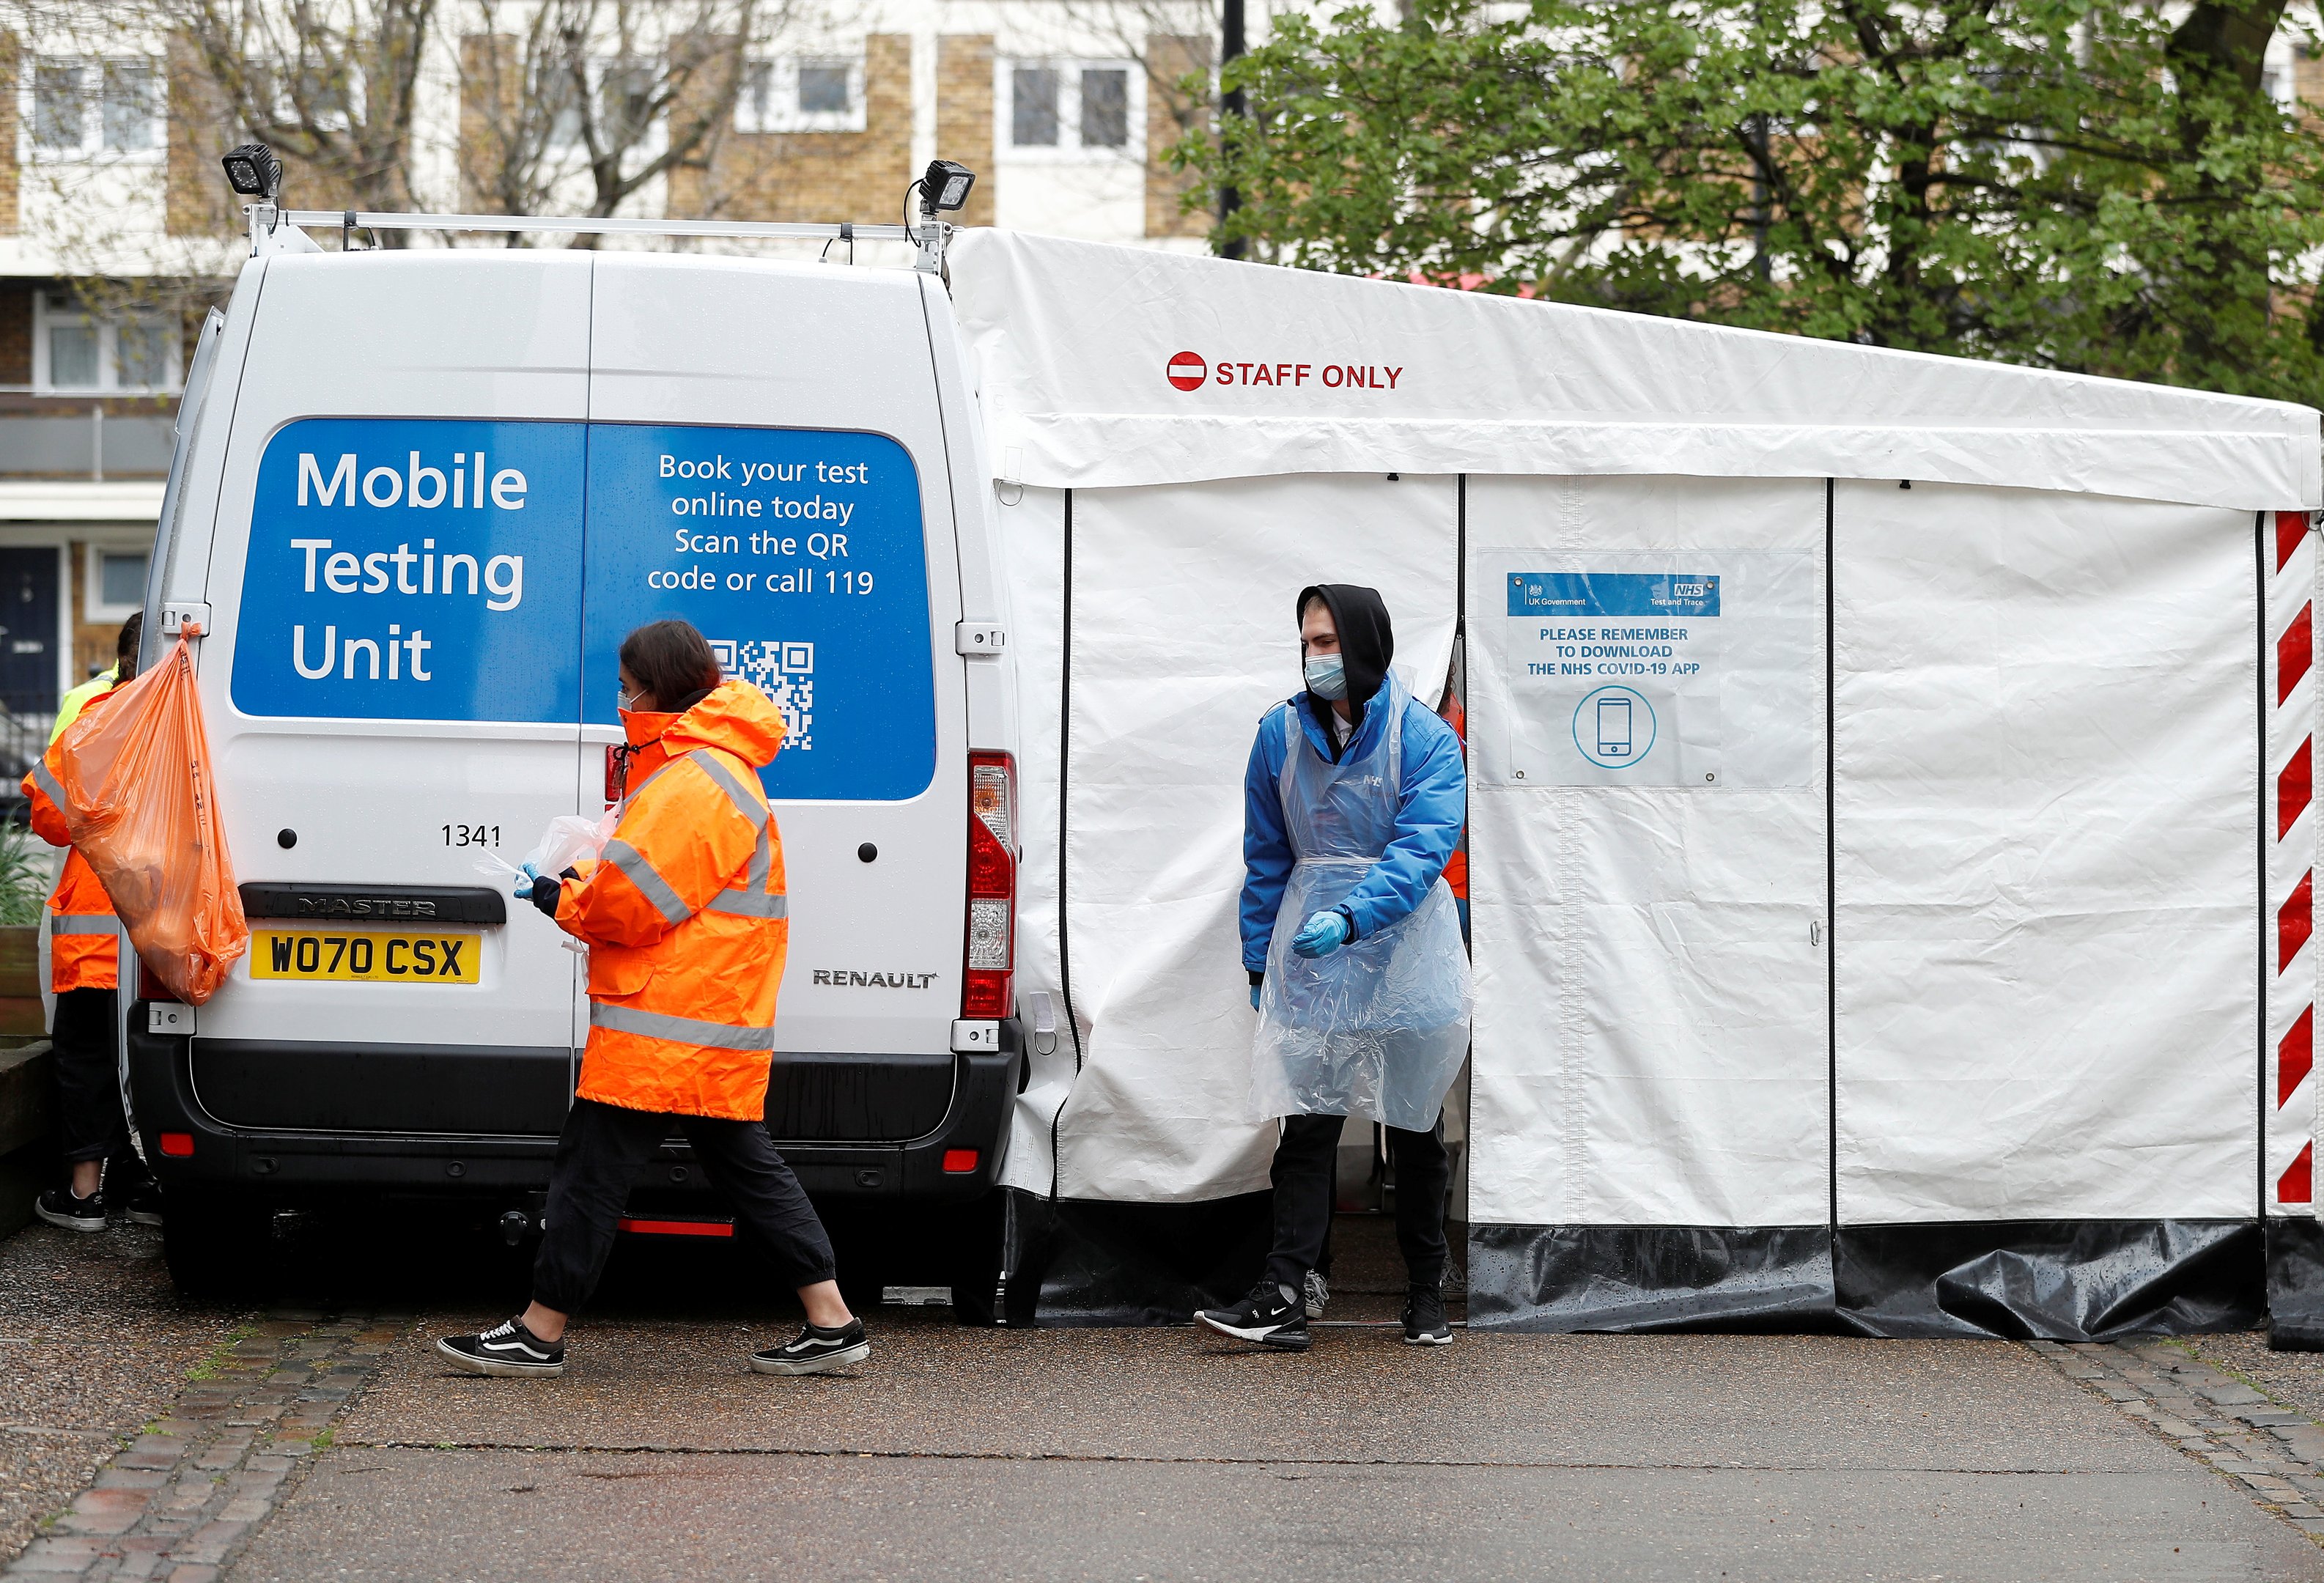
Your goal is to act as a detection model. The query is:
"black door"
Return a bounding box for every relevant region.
[0,547,59,778]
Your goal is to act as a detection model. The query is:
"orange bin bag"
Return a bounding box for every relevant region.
[50,629,247,1004]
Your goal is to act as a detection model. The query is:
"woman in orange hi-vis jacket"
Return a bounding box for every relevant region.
[438,620,864,1380]
[23,614,158,1233]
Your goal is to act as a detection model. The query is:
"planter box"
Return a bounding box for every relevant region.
[0,923,41,1041]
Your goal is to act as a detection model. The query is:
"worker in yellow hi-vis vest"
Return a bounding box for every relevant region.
[23,613,157,1233]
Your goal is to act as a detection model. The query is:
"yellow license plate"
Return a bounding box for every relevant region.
[249,929,482,984]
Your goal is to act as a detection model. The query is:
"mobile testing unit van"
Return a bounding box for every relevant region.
[128,182,1028,1301]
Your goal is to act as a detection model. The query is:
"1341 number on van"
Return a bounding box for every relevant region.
[442,824,500,847]
[250,930,482,984]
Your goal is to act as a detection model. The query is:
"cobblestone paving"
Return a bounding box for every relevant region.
[0,1228,243,1568]
[2029,1336,2324,1545]
[1,1310,402,1582]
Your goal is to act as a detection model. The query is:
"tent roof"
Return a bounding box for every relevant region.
[948,229,2323,512]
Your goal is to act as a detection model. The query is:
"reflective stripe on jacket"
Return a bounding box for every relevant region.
[556,679,790,1120]
[23,685,120,992]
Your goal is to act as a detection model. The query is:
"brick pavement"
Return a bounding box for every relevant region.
[3,1310,400,1582]
[2030,1336,2324,1545]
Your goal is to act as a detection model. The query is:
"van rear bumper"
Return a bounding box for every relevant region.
[125,1009,1020,1203]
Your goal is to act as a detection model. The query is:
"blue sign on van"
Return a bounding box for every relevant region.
[232,418,938,805]
[232,418,586,723]
[581,424,937,803]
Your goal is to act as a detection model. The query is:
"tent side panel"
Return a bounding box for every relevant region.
[995,485,1072,1202]
[1834,1221,2261,1338]
[2268,510,2324,1345]
[1832,481,2260,1337]
[1464,476,1830,1327]
[1049,476,1458,1206]
[1469,1225,1834,1332]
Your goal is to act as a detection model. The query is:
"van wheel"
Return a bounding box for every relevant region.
[162,1190,267,1301]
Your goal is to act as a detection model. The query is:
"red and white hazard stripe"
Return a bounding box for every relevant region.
[2270,509,2319,1213]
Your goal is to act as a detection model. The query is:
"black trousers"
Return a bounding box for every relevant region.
[532,1096,838,1315]
[51,987,144,1185]
[1264,1112,1450,1294]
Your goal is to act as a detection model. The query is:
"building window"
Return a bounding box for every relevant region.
[1003,61,1140,158]
[35,295,181,395]
[85,545,147,624]
[1011,67,1060,147]
[735,56,867,133]
[261,60,361,135]
[549,59,660,150]
[1080,69,1129,148]
[26,57,163,160]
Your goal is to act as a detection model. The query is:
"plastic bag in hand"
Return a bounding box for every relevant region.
[475,810,616,888]
[49,632,247,1005]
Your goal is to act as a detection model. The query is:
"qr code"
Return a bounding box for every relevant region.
[709,638,814,751]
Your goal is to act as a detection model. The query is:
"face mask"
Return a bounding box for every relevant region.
[1304,654,1348,701]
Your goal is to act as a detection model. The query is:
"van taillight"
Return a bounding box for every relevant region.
[963,752,1015,1019]
[605,745,624,805]
[139,961,178,1004]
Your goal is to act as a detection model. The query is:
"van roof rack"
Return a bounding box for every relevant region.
[251,206,949,272]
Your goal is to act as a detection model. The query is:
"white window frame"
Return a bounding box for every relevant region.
[21,56,165,163]
[734,53,868,134]
[83,542,148,624]
[34,293,182,397]
[998,58,1143,163]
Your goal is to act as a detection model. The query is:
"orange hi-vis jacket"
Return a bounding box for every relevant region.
[22,685,121,993]
[556,680,790,1120]
[1436,686,1469,903]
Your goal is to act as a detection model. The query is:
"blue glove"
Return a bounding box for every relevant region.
[1250,982,1262,1011]
[513,861,541,899]
[1291,910,1351,959]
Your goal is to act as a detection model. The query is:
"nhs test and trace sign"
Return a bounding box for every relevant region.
[231,417,938,803]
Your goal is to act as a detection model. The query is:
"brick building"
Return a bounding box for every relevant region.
[0,2,1224,779]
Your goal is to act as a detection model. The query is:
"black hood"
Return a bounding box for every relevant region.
[1299,583,1395,715]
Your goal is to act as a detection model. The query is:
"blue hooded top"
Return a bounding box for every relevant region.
[1239,585,1467,974]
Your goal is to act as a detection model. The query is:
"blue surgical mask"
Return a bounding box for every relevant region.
[1304,654,1347,701]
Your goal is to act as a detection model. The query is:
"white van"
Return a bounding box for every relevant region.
[130,210,1023,1299]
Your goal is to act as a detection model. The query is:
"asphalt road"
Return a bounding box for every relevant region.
[7,1211,2324,1582]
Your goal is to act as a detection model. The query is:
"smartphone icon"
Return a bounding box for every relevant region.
[1598,698,1632,759]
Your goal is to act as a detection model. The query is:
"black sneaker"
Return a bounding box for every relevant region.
[750,1318,869,1375]
[34,1187,106,1233]
[114,1181,163,1228]
[1402,1287,1453,1346]
[1195,1280,1313,1351]
[436,1318,565,1377]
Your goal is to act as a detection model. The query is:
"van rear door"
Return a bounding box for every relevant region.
[584,255,964,1071]
[191,253,591,1130]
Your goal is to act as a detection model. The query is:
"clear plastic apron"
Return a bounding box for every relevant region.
[1251,674,1472,1131]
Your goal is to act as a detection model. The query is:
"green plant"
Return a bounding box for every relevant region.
[1182,0,2324,402]
[0,824,51,927]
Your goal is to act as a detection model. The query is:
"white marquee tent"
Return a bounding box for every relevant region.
[948,229,2324,1339]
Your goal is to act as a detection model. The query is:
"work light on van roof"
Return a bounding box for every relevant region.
[220,142,283,201]
[921,160,976,216]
